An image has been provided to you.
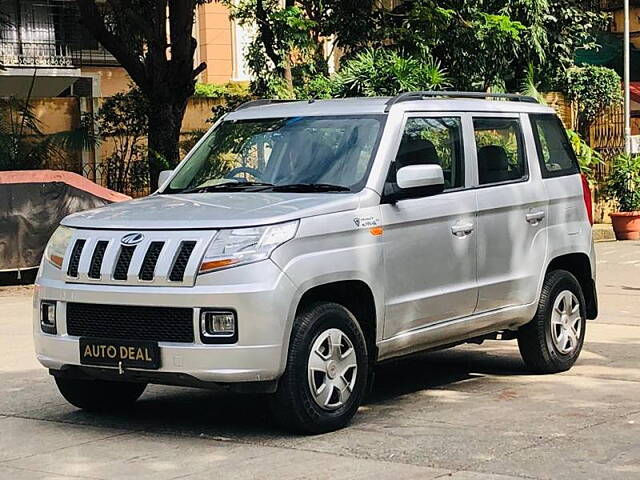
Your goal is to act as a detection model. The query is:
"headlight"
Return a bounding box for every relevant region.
[199,221,298,274]
[44,225,73,269]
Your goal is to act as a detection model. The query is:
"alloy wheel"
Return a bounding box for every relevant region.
[307,328,358,411]
[550,290,582,355]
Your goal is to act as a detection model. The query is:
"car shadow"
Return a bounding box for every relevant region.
[40,343,530,438]
[368,344,529,404]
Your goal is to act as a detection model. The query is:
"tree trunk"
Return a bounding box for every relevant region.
[147,99,187,190]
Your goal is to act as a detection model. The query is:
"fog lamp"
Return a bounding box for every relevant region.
[40,301,57,334]
[200,310,237,344]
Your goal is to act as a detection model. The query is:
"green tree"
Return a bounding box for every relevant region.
[386,0,609,91]
[74,0,212,188]
[225,0,383,96]
[95,89,151,194]
[565,65,623,136]
[229,0,608,96]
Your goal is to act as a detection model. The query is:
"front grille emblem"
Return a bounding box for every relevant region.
[121,233,144,246]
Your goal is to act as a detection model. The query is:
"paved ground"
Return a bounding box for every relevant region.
[1,241,639,480]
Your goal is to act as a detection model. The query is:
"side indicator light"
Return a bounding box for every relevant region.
[50,255,64,268]
[369,227,384,236]
[199,258,238,273]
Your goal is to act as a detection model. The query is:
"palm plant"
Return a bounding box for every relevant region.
[519,64,547,104]
[332,48,450,97]
[0,97,97,171]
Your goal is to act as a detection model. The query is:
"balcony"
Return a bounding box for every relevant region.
[0,41,74,68]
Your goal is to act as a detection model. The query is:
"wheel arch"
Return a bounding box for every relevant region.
[295,280,378,362]
[546,253,598,319]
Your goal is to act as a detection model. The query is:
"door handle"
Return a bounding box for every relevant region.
[451,223,474,237]
[526,211,545,224]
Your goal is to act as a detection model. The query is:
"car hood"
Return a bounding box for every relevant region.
[62,191,364,230]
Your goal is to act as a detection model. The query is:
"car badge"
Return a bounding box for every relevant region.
[121,233,144,246]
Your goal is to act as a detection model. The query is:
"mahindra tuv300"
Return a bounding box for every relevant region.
[34,93,598,433]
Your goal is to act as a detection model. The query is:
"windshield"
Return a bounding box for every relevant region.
[163,115,385,194]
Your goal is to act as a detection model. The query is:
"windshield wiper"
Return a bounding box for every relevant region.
[270,183,351,193]
[178,181,275,194]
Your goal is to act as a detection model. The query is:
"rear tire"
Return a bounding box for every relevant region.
[270,302,369,434]
[55,377,147,411]
[518,270,586,374]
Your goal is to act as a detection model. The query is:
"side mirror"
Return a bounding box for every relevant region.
[158,170,174,188]
[397,164,444,190]
[385,164,445,203]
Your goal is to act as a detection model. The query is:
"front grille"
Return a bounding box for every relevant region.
[63,230,213,286]
[169,241,196,282]
[67,239,85,277]
[113,246,136,280]
[139,242,164,281]
[88,241,108,279]
[66,303,195,343]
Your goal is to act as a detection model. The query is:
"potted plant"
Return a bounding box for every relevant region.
[607,153,640,240]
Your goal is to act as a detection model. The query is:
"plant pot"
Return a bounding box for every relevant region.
[610,212,640,240]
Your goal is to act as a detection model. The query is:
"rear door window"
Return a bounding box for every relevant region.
[473,118,527,185]
[530,114,580,178]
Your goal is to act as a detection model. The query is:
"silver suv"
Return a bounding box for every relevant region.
[34,92,598,433]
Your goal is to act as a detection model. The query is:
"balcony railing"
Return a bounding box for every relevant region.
[0,41,74,68]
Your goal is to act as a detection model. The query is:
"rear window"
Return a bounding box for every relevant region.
[473,117,527,186]
[530,114,580,178]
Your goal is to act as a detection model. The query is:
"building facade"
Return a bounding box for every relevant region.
[0,0,249,99]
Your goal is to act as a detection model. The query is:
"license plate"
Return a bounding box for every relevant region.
[79,338,160,369]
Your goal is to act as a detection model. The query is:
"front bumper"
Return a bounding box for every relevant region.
[34,260,297,385]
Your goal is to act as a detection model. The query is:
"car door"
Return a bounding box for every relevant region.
[472,114,548,313]
[381,114,478,339]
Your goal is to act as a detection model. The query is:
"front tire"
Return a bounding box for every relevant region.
[271,302,369,434]
[518,270,587,374]
[55,377,147,412]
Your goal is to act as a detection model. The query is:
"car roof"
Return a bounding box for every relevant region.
[226,96,556,121]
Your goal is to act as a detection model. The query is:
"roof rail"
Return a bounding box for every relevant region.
[384,91,538,112]
[234,99,300,111]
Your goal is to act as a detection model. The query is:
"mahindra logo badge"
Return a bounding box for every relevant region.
[121,233,144,246]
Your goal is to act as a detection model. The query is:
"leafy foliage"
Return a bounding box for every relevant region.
[95,89,151,194]
[228,0,609,98]
[0,98,96,171]
[545,1,610,87]
[229,0,318,96]
[75,0,213,188]
[323,49,449,98]
[565,129,602,184]
[386,0,609,92]
[564,65,623,135]
[606,154,640,212]
[193,82,253,122]
[519,64,547,104]
[179,129,209,158]
[194,82,250,98]
[226,0,391,97]
[387,4,526,91]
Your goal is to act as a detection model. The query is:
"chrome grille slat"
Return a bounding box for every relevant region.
[139,241,165,281]
[64,230,215,287]
[113,246,136,281]
[169,241,196,282]
[67,239,85,277]
[88,241,108,279]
